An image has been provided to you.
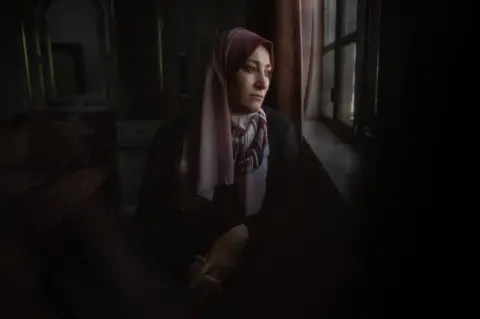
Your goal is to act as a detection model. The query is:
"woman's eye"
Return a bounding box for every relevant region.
[245,65,256,72]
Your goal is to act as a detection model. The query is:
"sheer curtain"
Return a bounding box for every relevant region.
[301,0,322,121]
[274,0,321,141]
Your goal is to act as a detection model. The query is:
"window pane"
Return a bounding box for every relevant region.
[337,43,356,126]
[323,0,336,46]
[321,50,335,118]
[341,0,357,36]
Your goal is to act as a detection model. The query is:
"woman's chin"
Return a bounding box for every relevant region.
[245,102,263,113]
[231,102,263,114]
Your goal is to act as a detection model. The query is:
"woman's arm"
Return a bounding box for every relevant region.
[188,119,300,303]
[245,120,300,245]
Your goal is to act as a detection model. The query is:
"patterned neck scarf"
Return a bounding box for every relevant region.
[231,109,268,174]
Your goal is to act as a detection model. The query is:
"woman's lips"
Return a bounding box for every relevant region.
[250,94,264,100]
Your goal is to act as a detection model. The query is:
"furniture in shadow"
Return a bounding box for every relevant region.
[51,43,86,98]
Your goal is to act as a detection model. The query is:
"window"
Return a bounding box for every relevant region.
[320,0,380,140]
[321,50,335,118]
[323,0,336,46]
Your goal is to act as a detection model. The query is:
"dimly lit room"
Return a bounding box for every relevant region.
[1,0,460,318]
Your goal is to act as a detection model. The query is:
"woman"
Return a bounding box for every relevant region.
[135,27,299,304]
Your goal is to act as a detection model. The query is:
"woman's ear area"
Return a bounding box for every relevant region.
[227,75,238,105]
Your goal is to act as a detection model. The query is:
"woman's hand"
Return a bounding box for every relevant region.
[189,224,249,302]
[189,255,222,304]
[207,224,249,273]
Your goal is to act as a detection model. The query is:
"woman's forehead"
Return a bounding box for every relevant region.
[246,46,272,67]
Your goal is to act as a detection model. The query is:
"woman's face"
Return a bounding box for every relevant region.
[228,45,272,113]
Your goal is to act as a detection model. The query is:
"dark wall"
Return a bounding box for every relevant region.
[245,0,277,108]
[347,1,461,317]
[0,5,30,121]
[245,0,275,40]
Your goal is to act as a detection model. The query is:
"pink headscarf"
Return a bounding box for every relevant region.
[195,27,274,214]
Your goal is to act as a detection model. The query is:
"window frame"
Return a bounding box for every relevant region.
[319,0,381,151]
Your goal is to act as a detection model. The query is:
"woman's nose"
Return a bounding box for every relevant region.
[255,74,269,90]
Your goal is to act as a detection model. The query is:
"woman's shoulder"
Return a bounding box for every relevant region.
[263,106,294,134]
